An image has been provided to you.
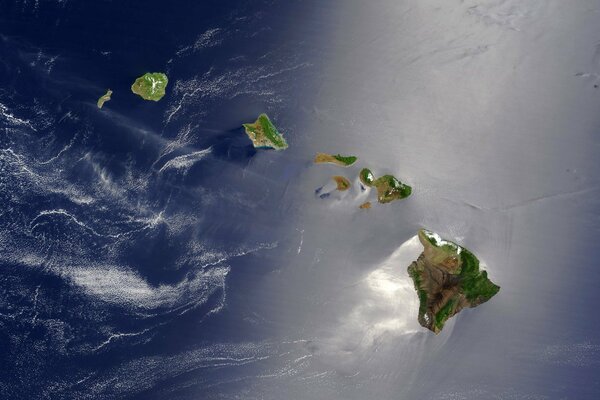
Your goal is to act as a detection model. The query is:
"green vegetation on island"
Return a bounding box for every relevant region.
[359,168,411,203]
[97,89,112,109]
[242,114,288,150]
[372,175,412,203]
[131,72,168,101]
[407,229,500,334]
[359,168,375,186]
[314,153,358,167]
[332,176,351,191]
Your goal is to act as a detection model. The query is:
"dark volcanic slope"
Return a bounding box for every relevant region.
[408,230,500,334]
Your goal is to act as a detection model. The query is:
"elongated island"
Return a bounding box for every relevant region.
[407,229,500,334]
[314,153,357,167]
[242,114,288,150]
[131,72,168,101]
[97,89,112,109]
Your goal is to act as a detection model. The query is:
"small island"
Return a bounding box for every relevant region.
[131,72,168,101]
[332,176,351,191]
[407,229,500,334]
[97,89,112,109]
[359,168,375,186]
[359,168,411,203]
[242,114,288,150]
[359,201,371,209]
[314,153,357,167]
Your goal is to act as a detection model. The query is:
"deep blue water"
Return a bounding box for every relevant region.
[0,1,324,398]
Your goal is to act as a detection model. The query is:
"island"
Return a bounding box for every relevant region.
[314,153,357,167]
[97,89,112,109]
[359,168,411,203]
[359,168,375,186]
[359,201,372,209]
[242,114,288,150]
[332,176,351,191]
[407,229,500,334]
[131,72,168,101]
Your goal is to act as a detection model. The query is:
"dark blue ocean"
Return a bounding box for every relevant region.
[0,1,326,398]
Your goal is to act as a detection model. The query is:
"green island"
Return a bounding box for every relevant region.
[242,114,288,150]
[314,153,358,167]
[131,72,168,101]
[359,168,375,186]
[407,229,500,334]
[97,89,112,109]
[359,168,411,203]
[332,176,351,191]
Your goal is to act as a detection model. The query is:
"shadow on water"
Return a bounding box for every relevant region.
[206,127,257,164]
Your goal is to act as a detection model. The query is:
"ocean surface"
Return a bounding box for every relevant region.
[1,0,600,399]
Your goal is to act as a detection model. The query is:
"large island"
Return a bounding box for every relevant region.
[359,168,412,203]
[131,72,168,101]
[242,114,288,150]
[407,229,500,334]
